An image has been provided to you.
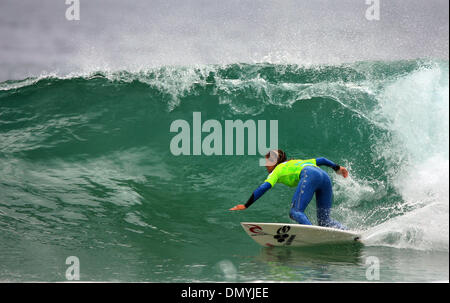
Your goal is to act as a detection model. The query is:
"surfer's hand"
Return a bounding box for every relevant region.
[229,204,246,211]
[337,166,349,178]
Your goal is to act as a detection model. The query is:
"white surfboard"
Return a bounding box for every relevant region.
[241,222,361,247]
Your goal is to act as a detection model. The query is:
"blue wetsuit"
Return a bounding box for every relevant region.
[244,157,346,230]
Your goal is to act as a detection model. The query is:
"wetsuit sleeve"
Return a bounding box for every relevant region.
[244,182,272,208]
[316,157,340,171]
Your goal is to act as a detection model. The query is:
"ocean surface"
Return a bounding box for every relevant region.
[0,1,449,282]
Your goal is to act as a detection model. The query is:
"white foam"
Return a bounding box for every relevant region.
[364,63,449,251]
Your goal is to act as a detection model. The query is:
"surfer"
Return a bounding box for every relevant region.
[229,150,348,230]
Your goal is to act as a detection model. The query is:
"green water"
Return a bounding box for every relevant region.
[0,60,448,281]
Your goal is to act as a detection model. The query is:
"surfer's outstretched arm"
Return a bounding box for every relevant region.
[229,182,272,210]
[316,157,348,178]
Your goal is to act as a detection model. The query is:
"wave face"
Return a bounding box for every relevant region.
[0,59,448,281]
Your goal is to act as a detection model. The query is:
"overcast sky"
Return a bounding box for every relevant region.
[0,0,448,80]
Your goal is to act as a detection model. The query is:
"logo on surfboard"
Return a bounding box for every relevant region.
[274,226,291,243]
[245,224,270,237]
[248,224,263,234]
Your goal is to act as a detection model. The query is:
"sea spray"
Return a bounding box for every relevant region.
[363,63,449,251]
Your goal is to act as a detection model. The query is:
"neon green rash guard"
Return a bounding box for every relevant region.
[264,159,318,188]
[243,157,339,209]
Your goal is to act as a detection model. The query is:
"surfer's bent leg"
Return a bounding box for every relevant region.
[290,167,317,225]
[315,171,347,230]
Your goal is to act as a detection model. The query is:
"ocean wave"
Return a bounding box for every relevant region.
[0,59,448,252]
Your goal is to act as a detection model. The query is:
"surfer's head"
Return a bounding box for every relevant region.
[265,149,287,173]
